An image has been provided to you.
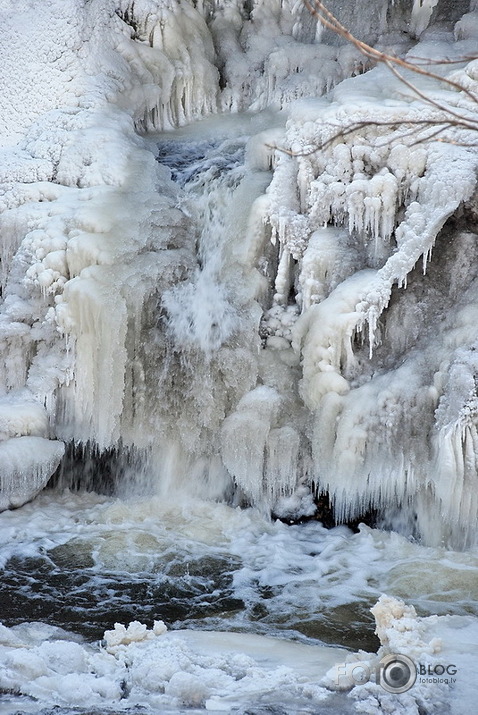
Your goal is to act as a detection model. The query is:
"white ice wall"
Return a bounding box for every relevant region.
[1,0,478,545]
[258,18,478,543]
[0,0,200,503]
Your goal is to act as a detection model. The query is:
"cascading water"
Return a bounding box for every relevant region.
[1,0,478,713]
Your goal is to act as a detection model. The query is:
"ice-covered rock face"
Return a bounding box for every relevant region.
[263,78,478,539]
[1,0,478,544]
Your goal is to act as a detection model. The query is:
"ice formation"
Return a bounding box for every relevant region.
[324,594,478,714]
[0,0,478,548]
[0,616,347,711]
[0,590,476,714]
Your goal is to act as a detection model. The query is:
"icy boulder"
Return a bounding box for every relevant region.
[0,436,64,510]
[0,402,64,510]
[322,594,477,714]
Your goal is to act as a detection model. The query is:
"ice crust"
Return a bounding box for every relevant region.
[0,618,340,711]
[324,594,478,714]
[0,592,476,714]
[0,0,478,547]
[0,437,64,510]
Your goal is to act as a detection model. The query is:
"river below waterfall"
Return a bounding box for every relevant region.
[1,489,478,714]
[1,115,478,715]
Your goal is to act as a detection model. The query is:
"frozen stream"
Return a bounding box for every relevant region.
[2,118,478,714]
[2,0,478,710]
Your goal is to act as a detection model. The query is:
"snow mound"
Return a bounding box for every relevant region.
[325,594,478,714]
[0,436,64,510]
[0,618,345,712]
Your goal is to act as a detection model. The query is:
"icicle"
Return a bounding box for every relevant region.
[410,0,439,37]
[274,246,292,305]
[264,425,300,500]
[220,386,283,508]
[346,177,368,235]
[298,226,343,310]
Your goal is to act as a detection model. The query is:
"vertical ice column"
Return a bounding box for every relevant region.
[411,0,439,36]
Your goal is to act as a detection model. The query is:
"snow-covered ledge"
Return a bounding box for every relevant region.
[0,403,64,510]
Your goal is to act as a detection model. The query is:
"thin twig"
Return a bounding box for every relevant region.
[265,113,475,157]
[267,1,478,156]
[406,54,478,66]
[306,0,478,106]
[383,59,478,128]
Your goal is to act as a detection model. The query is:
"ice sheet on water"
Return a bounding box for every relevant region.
[0,616,352,713]
[0,588,476,714]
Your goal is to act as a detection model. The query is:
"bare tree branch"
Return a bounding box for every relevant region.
[306,0,478,106]
[267,1,478,157]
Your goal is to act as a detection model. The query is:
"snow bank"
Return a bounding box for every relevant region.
[0,618,345,712]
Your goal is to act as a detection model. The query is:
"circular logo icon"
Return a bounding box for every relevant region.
[380,654,416,693]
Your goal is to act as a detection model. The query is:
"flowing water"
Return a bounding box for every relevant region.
[1,488,478,713]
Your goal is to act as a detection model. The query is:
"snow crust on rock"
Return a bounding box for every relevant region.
[0,437,64,510]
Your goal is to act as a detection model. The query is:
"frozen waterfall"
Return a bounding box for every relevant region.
[1,0,478,548]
